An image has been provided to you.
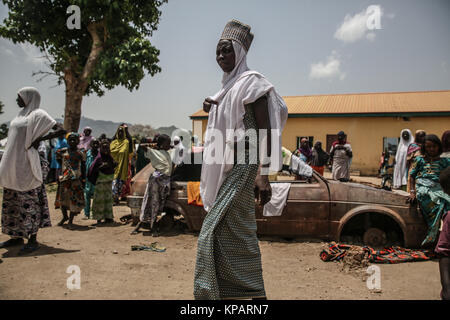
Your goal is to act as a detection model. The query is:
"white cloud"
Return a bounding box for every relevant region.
[309,52,346,80]
[387,13,396,19]
[334,5,384,43]
[19,43,45,66]
[1,46,14,57]
[366,32,376,41]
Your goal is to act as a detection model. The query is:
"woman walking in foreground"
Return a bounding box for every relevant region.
[194,20,287,300]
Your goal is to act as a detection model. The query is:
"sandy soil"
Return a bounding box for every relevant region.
[0,185,442,300]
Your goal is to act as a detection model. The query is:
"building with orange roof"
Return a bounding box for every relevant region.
[190,90,450,175]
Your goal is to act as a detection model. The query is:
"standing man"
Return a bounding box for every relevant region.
[330,131,352,182]
[194,20,287,300]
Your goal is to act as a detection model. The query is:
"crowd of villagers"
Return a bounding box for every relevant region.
[0,87,186,255]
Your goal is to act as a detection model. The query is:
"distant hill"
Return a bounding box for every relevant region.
[4,116,190,142]
[56,117,131,139]
[57,117,190,141]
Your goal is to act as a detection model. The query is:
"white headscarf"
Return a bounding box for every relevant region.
[393,128,414,188]
[171,135,185,165]
[0,87,56,191]
[200,41,288,212]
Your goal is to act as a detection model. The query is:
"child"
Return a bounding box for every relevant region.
[436,166,450,300]
[55,132,86,228]
[131,134,173,236]
[83,138,100,219]
[88,139,116,224]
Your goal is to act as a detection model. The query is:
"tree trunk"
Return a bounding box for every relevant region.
[62,20,106,132]
[64,85,84,132]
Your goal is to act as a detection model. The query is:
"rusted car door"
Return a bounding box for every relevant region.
[255,173,331,238]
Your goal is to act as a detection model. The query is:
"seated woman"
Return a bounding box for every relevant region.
[408,134,450,247]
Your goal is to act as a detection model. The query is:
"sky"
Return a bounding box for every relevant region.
[0,0,449,132]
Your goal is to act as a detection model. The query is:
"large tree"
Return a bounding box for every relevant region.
[0,0,166,131]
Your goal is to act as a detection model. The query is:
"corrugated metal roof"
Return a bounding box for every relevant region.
[190,90,450,118]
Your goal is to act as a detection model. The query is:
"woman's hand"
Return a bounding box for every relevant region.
[203,97,218,113]
[254,173,272,207]
[30,139,41,150]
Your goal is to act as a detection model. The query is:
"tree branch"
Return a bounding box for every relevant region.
[80,20,106,89]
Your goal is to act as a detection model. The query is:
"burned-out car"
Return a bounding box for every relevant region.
[127,160,427,248]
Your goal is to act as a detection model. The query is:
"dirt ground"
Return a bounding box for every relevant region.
[0,179,443,300]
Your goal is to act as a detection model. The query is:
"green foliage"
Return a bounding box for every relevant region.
[0,0,167,96]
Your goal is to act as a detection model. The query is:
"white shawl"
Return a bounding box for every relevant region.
[200,41,288,212]
[0,87,56,191]
[171,136,185,165]
[393,129,413,188]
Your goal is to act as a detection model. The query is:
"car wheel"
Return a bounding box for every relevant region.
[363,228,387,247]
[157,212,175,231]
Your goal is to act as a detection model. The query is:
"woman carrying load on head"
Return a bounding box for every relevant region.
[194,20,288,300]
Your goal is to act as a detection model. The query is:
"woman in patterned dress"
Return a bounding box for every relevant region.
[408,134,450,247]
[110,125,131,204]
[0,87,65,254]
[55,132,86,228]
[83,138,99,219]
[406,130,426,192]
[194,20,287,300]
[131,134,173,236]
[88,139,116,224]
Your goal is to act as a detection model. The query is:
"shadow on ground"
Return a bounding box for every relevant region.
[1,243,80,258]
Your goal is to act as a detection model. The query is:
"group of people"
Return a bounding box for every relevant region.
[288,131,352,182]
[0,87,183,255]
[390,130,450,245]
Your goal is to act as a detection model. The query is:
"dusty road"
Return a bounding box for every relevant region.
[0,189,442,300]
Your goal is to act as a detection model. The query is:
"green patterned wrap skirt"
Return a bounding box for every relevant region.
[194,105,266,300]
[90,173,114,220]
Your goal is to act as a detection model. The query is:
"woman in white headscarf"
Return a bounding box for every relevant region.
[171,136,185,165]
[0,87,65,254]
[393,129,414,190]
[194,20,287,300]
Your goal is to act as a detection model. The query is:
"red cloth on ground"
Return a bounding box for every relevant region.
[320,242,436,264]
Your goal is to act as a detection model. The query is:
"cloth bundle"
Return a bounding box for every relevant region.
[320,242,436,264]
[263,183,290,217]
[290,154,313,177]
[187,181,204,206]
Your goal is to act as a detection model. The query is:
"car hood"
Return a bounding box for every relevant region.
[326,179,410,207]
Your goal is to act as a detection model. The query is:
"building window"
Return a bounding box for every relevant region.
[383,137,399,156]
[297,136,314,150]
